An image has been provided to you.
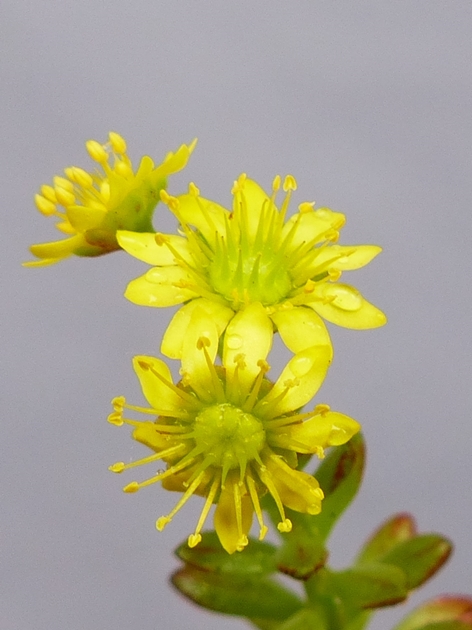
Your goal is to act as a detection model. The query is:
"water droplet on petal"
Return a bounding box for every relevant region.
[226,334,243,349]
[290,355,314,377]
[325,284,363,311]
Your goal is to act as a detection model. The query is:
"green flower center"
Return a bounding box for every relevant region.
[208,249,292,306]
[193,403,265,470]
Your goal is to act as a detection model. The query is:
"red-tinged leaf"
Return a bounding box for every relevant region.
[171,565,303,620]
[356,513,417,564]
[381,534,452,589]
[393,596,472,630]
[329,563,408,609]
[175,531,277,575]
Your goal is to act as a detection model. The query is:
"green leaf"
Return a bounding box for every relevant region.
[275,524,328,580]
[356,513,417,564]
[329,563,408,609]
[175,531,277,575]
[310,432,365,541]
[274,607,329,630]
[381,534,452,589]
[392,596,472,630]
[171,565,303,620]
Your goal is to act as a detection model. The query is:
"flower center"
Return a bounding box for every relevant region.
[193,403,265,470]
[208,249,292,306]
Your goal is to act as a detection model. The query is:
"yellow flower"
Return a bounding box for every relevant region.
[24,133,196,266]
[108,305,360,554]
[118,174,386,361]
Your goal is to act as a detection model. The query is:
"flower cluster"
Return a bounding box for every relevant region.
[108,306,359,553]
[25,132,196,266]
[26,135,385,553]
[118,173,385,361]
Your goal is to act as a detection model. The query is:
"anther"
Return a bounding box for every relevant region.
[53,176,74,192]
[328,269,342,282]
[277,518,293,533]
[137,359,151,371]
[159,189,179,211]
[156,516,171,531]
[65,167,93,188]
[40,185,57,203]
[283,175,297,192]
[85,139,108,164]
[154,233,168,246]
[196,336,211,350]
[107,411,124,426]
[111,396,126,412]
[109,462,125,473]
[115,160,132,177]
[108,132,127,154]
[256,359,270,374]
[272,175,281,192]
[314,403,330,415]
[34,194,56,216]
[188,182,200,196]
[188,533,202,548]
[298,201,315,214]
[54,186,75,207]
[123,481,139,493]
[304,279,315,294]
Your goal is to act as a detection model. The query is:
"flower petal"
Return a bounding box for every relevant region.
[154,139,197,178]
[256,345,332,417]
[311,283,387,329]
[271,306,332,357]
[28,234,85,260]
[214,479,253,554]
[181,307,220,392]
[265,455,323,515]
[132,355,182,410]
[233,178,270,239]
[273,411,360,453]
[223,302,273,390]
[161,298,233,359]
[117,230,192,266]
[175,193,228,241]
[282,208,346,250]
[124,266,200,307]
[314,245,382,271]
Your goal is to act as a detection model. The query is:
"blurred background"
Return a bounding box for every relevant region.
[1,2,471,629]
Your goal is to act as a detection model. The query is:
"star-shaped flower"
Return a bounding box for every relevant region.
[118,174,386,361]
[25,132,196,266]
[108,305,360,553]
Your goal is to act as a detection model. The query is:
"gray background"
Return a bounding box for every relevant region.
[1,2,471,629]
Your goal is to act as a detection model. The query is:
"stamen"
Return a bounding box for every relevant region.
[188,473,220,548]
[272,175,281,193]
[85,139,108,164]
[256,464,292,533]
[264,410,317,429]
[159,189,180,212]
[108,451,163,473]
[155,470,206,532]
[254,379,298,419]
[137,359,201,408]
[242,360,270,412]
[196,336,225,402]
[225,353,246,403]
[298,201,315,214]
[123,456,197,492]
[246,472,268,541]
[233,481,248,551]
